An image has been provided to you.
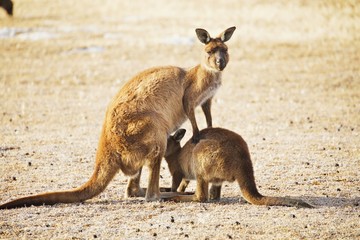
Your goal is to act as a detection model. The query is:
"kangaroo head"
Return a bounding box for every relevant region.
[165,129,186,176]
[165,129,186,158]
[196,26,236,72]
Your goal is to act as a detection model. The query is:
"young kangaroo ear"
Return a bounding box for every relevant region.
[173,129,186,142]
[219,26,236,42]
[196,28,211,44]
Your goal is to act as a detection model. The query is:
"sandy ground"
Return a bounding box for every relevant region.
[0,0,359,239]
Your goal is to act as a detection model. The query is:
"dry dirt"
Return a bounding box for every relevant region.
[0,0,359,239]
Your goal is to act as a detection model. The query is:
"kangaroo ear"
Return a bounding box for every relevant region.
[219,26,236,42]
[173,129,186,142]
[196,28,211,44]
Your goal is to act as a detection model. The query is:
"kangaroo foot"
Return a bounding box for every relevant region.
[125,186,145,198]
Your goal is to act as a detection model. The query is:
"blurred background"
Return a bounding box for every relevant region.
[0,1,359,238]
[1,0,358,162]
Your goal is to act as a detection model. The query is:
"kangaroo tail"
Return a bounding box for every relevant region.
[0,155,118,209]
[257,196,313,208]
[238,177,313,208]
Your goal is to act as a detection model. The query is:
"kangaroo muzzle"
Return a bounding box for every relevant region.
[216,58,226,71]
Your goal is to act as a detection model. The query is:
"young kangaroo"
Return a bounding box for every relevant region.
[164,128,313,208]
[0,27,236,209]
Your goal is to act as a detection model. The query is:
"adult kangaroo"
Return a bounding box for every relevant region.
[164,128,313,208]
[0,27,236,209]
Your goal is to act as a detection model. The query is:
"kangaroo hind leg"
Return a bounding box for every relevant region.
[125,168,145,198]
[145,145,166,201]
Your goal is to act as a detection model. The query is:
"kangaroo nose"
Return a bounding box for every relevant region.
[216,59,225,70]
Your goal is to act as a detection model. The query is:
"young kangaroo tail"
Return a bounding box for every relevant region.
[0,154,118,209]
[238,177,313,208]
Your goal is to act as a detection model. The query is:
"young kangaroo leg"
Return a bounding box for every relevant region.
[171,172,185,192]
[125,168,145,198]
[194,176,209,202]
[177,179,190,192]
[161,177,208,202]
[209,184,222,200]
[201,98,213,128]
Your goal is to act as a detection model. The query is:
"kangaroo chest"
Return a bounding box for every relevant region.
[196,77,221,106]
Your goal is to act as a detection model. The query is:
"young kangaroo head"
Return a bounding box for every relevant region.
[165,129,186,158]
[165,129,186,173]
[196,26,236,72]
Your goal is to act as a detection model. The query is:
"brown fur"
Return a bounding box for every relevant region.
[0,27,236,209]
[164,128,313,208]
